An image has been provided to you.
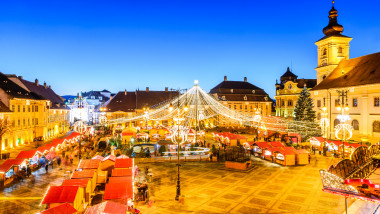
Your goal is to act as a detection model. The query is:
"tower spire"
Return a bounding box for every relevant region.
[322,0,343,36]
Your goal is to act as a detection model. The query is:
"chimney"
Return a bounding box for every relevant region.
[44,82,47,88]
[35,79,39,86]
[244,77,247,82]
[48,85,51,89]
[165,87,168,92]
[18,76,23,80]
[224,76,227,81]
[124,89,127,95]
[146,87,149,92]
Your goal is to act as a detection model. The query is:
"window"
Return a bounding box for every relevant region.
[234,105,236,110]
[28,106,30,112]
[222,96,226,100]
[23,106,25,112]
[375,97,380,107]
[245,105,247,110]
[281,101,285,107]
[338,47,343,53]
[334,119,340,127]
[23,119,25,126]
[373,121,380,133]
[317,113,321,120]
[91,96,95,99]
[335,99,340,107]
[317,100,321,107]
[12,105,15,112]
[288,84,292,90]
[35,118,38,125]
[352,120,359,130]
[240,105,242,110]
[35,106,38,112]
[18,105,20,112]
[353,98,358,107]
[322,75,327,80]
[228,105,231,109]
[18,120,20,128]
[244,95,247,101]
[28,119,30,126]
[322,48,327,56]
[288,100,293,107]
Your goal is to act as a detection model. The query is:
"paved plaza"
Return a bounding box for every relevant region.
[0,153,374,214]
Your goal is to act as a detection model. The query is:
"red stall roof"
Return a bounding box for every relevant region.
[268,142,284,147]
[114,158,133,168]
[71,169,96,179]
[103,155,116,162]
[78,159,100,169]
[62,179,90,188]
[116,155,129,159]
[37,145,52,154]
[104,182,133,200]
[310,137,325,142]
[252,142,271,149]
[84,201,128,214]
[92,155,105,161]
[109,176,132,184]
[16,150,39,159]
[292,149,310,154]
[0,159,25,173]
[41,186,79,204]
[122,132,134,136]
[112,168,133,177]
[40,203,77,214]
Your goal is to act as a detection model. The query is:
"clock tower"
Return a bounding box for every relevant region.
[315,1,352,84]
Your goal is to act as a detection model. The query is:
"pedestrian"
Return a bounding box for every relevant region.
[45,164,49,173]
[27,167,31,178]
[57,156,61,166]
[308,155,311,164]
[70,154,73,164]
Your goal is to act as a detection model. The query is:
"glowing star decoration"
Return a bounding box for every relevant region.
[170,125,189,145]
[335,123,353,141]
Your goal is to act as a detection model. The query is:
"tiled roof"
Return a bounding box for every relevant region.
[281,67,298,79]
[41,186,79,204]
[105,91,136,112]
[0,100,11,112]
[82,90,109,101]
[0,73,43,100]
[19,79,68,109]
[312,52,380,90]
[210,80,268,95]
[135,90,177,109]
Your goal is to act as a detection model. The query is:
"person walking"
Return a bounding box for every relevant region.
[45,164,49,173]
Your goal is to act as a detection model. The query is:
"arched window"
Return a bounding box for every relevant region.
[322,75,327,80]
[338,47,343,53]
[334,119,340,127]
[322,48,327,56]
[373,121,380,133]
[352,120,359,130]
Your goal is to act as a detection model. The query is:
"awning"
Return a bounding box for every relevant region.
[0,159,25,173]
[16,150,40,160]
[41,186,79,204]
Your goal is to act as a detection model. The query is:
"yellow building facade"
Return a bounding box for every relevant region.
[311,4,380,143]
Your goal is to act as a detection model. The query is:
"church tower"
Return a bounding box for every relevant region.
[315,1,352,84]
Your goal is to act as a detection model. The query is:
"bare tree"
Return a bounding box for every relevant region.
[0,118,11,160]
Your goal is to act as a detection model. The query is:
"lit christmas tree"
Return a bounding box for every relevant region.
[294,87,316,122]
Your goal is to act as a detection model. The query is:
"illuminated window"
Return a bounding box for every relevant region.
[23,106,25,112]
[353,98,358,107]
[18,105,20,112]
[338,47,343,53]
[317,113,321,120]
[288,100,293,106]
[322,48,327,56]
[375,97,380,107]
[352,120,359,130]
[373,121,380,133]
[335,99,340,107]
[317,100,321,107]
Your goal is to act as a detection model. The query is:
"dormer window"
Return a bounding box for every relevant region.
[230,89,233,93]
[244,95,247,101]
[252,90,255,94]
[222,96,226,100]
[288,84,292,90]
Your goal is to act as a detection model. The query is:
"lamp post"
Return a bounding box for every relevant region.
[77,94,84,160]
[320,98,329,139]
[169,88,188,201]
[334,90,352,159]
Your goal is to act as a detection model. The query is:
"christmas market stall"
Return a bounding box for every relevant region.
[41,186,84,212]
[250,142,272,157]
[0,159,26,186]
[100,155,116,176]
[292,149,310,165]
[310,137,326,150]
[112,168,133,177]
[114,158,134,169]
[104,180,134,203]
[39,203,77,214]
[62,179,92,203]
[270,147,296,166]
[77,159,107,184]
[16,150,41,169]
[71,169,97,193]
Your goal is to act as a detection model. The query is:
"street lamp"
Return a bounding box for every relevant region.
[334,90,353,159]
[77,94,85,160]
[320,98,330,139]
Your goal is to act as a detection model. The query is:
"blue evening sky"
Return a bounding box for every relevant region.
[0,0,379,98]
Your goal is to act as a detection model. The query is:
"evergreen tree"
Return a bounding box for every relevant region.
[294,88,316,122]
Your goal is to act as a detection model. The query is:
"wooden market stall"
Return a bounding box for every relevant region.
[101,155,116,176]
[77,159,107,184]
[251,142,272,158]
[62,179,92,203]
[272,147,296,166]
[0,159,26,186]
[41,186,84,212]
[112,168,133,177]
[292,149,310,165]
[71,169,97,193]
[103,181,134,203]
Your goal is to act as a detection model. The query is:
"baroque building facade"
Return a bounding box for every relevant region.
[311,3,380,143]
[275,68,316,118]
